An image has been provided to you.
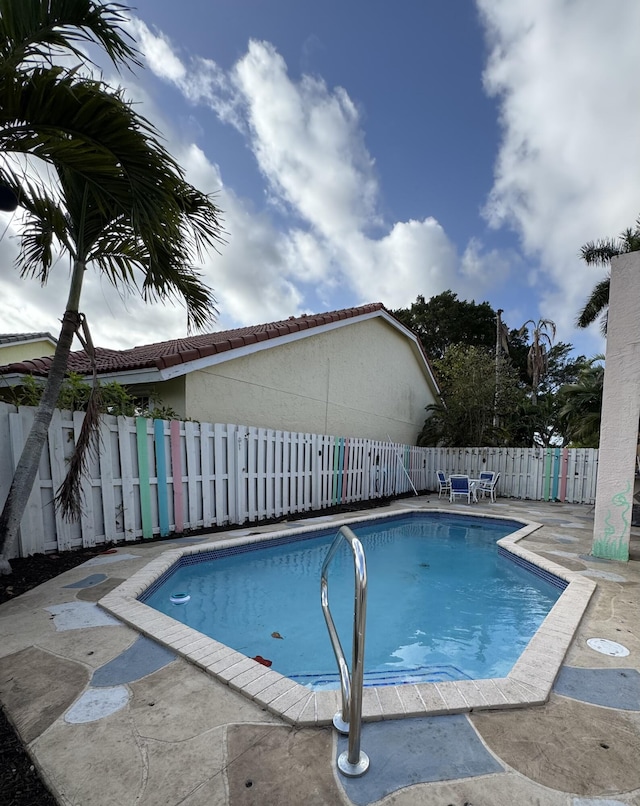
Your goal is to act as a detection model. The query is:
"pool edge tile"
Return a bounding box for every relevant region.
[434,681,470,713]
[376,685,407,720]
[315,690,340,725]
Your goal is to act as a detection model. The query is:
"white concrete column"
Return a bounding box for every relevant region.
[592,252,640,560]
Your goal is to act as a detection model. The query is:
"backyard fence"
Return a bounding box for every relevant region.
[0,402,598,558]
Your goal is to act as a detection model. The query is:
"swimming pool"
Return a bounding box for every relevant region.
[99,506,596,725]
[140,513,563,688]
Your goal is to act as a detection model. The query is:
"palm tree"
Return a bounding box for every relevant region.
[557,357,605,447]
[0,1,224,573]
[519,319,556,405]
[576,216,640,334]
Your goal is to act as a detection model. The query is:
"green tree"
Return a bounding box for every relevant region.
[8,372,178,419]
[557,357,605,447]
[0,0,224,573]
[417,345,523,447]
[7,372,132,412]
[392,291,497,360]
[519,345,591,446]
[576,215,640,334]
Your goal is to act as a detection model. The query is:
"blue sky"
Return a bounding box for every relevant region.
[2,0,640,360]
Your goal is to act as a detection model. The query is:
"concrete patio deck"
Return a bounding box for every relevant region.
[1,496,639,806]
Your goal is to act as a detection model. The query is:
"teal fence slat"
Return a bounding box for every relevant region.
[154,419,169,537]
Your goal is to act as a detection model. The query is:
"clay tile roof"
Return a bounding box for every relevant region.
[0,332,57,345]
[0,303,386,378]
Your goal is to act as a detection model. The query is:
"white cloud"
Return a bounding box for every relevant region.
[478,0,640,342]
[129,20,186,83]
[174,143,303,327]
[460,238,515,292]
[125,26,498,325]
[339,219,457,308]
[231,41,380,240]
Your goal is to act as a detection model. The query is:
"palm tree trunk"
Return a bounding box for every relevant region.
[0,259,85,573]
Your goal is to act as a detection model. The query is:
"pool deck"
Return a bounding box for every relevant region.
[1,496,639,805]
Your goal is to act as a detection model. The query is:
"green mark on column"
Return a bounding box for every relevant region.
[593,481,631,561]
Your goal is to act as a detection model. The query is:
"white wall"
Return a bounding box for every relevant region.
[184,318,437,444]
[592,252,640,560]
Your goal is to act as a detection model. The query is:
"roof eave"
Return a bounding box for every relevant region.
[158,307,441,397]
[155,308,383,380]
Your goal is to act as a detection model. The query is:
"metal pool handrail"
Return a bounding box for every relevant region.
[320,525,369,777]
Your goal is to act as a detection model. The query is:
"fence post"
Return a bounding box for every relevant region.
[234,427,245,524]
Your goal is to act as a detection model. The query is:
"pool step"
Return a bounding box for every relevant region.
[291,664,472,690]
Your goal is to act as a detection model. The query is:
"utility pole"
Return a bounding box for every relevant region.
[493,309,504,429]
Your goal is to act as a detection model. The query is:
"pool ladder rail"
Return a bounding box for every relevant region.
[320,525,370,777]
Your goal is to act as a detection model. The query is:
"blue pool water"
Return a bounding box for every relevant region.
[142,513,563,688]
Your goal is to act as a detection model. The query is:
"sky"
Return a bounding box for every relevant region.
[1,0,640,360]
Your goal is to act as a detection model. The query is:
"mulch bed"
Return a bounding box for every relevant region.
[0,707,57,806]
[0,548,106,606]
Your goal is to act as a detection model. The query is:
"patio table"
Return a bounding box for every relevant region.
[468,479,482,503]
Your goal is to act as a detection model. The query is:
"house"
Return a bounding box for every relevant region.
[0,303,440,444]
[0,332,57,366]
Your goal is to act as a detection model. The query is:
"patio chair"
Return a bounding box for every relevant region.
[449,474,471,504]
[477,472,500,503]
[436,471,450,498]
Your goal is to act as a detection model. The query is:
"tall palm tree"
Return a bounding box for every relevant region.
[576,216,640,334]
[519,319,556,405]
[0,1,224,573]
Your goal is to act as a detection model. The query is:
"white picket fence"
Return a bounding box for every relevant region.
[0,402,598,558]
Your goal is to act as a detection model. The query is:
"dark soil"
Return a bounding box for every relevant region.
[0,706,57,806]
[0,547,106,606]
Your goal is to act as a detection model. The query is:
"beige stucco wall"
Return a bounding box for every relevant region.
[147,376,186,419]
[181,318,436,444]
[0,339,56,365]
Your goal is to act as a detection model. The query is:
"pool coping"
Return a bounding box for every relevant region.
[98,507,596,726]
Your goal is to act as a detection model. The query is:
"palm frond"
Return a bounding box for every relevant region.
[0,69,177,211]
[54,381,102,520]
[0,0,140,72]
[2,67,224,285]
[0,177,74,281]
[580,239,622,266]
[576,275,610,330]
[580,216,640,265]
[537,319,556,340]
[80,204,218,331]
